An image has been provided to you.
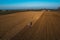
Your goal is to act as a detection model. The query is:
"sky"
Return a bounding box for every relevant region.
[0,0,60,10]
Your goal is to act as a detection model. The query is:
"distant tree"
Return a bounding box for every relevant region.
[0,10,2,11]
[58,7,60,10]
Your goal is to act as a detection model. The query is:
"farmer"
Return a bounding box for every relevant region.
[27,22,32,27]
